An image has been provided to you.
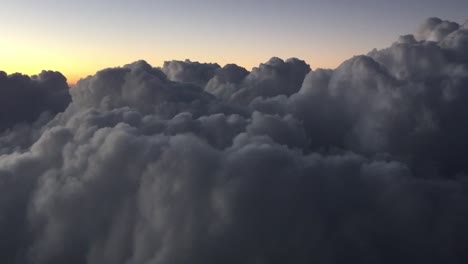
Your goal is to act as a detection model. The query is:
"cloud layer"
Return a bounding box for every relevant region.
[1,18,468,264]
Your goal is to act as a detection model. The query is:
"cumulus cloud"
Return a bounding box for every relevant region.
[207,57,311,103]
[162,60,220,86]
[0,71,70,132]
[417,17,460,42]
[1,17,468,264]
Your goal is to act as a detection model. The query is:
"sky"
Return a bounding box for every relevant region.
[1,0,467,84]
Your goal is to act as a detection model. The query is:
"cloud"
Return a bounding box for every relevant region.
[69,60,220,118]
[207,57,311,103]
[417,17,460,42]
[252,19,468,178]
[162,60,220,86]
[0,71,70,132]
[0,17,468,264]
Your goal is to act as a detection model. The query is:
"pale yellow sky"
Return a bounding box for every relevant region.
[3,0,465,85]
[0,32,359,85]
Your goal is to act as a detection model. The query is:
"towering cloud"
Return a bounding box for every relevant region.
[1,18,468,264]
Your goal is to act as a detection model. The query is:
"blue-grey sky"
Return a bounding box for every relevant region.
[1,0,467,83]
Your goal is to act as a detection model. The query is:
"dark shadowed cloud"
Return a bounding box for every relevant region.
[0,71,70,131]
[1,18,468,264]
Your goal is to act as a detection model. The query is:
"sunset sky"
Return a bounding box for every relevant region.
[1,0,467,84]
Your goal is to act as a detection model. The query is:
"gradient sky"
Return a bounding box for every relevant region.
[1,0,467,84]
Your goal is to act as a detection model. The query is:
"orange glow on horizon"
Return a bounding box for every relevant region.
[1,22,356,87]
[1,51,347,86]
[62,52,346,87]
